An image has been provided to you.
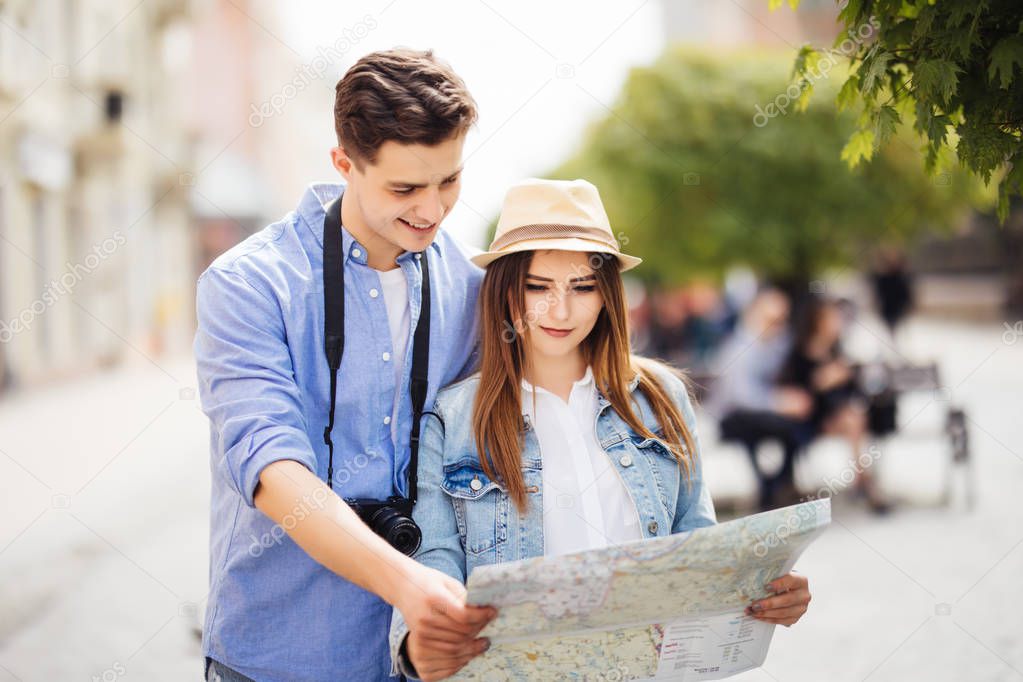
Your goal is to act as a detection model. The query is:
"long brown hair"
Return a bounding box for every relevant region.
[471,250,698,512]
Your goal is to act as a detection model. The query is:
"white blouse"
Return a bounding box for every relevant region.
[521,367,643,556]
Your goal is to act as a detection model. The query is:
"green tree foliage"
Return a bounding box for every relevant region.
[547,50,982,285]
[783,0,1023,221]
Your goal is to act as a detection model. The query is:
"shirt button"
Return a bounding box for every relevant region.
[647,521,659,535]
[470,477,483,491]
[414,253,422,260]
[370,288,379,298]
[619,454,633,467]
[382,352,391,361]
[352,248,362,258]
[383,416,391,425]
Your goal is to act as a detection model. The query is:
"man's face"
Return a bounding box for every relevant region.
[332,135,465,256]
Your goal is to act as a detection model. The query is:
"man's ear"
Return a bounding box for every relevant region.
[330,146,356,182]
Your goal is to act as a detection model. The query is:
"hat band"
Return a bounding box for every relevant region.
[489,223,619,253]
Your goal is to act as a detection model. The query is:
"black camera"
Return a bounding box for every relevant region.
[346,496,422,556]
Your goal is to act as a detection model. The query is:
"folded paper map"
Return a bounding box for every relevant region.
[457,499,831,680]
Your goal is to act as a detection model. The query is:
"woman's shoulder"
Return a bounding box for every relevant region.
[435,371,483,414]
[425,374,483,462]
[632,356,692,405]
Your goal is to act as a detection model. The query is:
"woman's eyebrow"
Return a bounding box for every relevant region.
[525,273,596,283]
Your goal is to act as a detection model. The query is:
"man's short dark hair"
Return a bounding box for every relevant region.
[334,48,477,166]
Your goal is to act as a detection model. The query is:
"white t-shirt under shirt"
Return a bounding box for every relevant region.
[376,266,410,445]
[522,367,643,556]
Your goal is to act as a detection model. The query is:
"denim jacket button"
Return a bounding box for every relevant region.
[619,454,633,467]
[647,521,659,535]
[469,476,483,491]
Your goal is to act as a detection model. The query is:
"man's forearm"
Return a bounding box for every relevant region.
[253,459,419,606]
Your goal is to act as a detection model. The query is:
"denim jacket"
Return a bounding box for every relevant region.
[388,362,717,677]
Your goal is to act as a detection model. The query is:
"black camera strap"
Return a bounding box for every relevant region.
[322,193,430,504]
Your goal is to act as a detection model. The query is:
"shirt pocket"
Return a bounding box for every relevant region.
[441,459,509,556]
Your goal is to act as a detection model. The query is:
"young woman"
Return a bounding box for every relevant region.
[390,179,813,681]
[778,297,892,513]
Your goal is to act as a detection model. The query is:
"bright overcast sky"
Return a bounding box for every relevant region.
[281,0,664,247]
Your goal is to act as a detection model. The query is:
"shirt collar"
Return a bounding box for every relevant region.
[521,366,595,398]
[519,367,645,427]
[297,181,442,263]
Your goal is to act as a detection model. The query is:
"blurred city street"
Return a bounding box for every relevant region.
[0,354,208,681]
[1,314,1021,681]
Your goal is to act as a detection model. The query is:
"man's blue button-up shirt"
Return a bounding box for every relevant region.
[194,182,483,681]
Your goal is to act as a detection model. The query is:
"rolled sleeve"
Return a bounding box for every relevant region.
[389,609,418,679]
[194,267,318,507]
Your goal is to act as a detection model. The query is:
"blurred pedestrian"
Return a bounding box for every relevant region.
[706,289,811,510]
[778,298,892,514]
[871,246,914,340]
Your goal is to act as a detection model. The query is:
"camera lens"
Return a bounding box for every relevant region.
[370,507,422,556]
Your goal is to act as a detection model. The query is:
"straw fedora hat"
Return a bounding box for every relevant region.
[470,178,642,271]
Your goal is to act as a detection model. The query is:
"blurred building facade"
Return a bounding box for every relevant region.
[0,0,309,394]
[0,0,201,391]
[188,0,280,271]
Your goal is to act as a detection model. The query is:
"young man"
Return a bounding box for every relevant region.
[194,49,494,681]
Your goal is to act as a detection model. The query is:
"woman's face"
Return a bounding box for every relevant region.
[520,250,605,362]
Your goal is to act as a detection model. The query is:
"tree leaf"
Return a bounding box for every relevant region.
[873,105,902,147]
[836,75,860,111]
[988,36,1023,89]
[862,50,894,95]
[913,59,962,106]
[792,44,817,79]
[841,128,876,167]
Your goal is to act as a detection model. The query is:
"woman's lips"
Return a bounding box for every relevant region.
[540,326,572,338]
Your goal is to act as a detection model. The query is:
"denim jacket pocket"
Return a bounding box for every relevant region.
[630,434,682,521]
[441,459,509,556]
